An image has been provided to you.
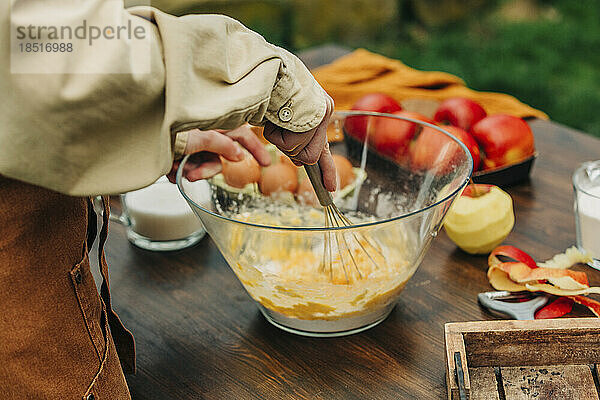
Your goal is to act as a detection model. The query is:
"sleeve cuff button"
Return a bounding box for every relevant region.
[278,107,293,122]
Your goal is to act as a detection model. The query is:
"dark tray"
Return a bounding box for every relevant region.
[472,153,536,187]
[343,132,536,188]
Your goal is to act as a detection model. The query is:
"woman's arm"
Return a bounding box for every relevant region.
[0,0,328,195]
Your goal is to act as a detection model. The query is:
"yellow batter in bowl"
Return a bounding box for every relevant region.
[227,204,416,322]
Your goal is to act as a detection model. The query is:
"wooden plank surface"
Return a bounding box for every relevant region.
[93,46,600,399]
[501,365,599,400]
[464,328,600,368]
[469,368,499,400]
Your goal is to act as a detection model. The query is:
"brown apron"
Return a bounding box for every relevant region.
[0,176,135,399]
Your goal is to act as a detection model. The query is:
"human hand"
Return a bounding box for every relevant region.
[263,94,337,192]
[167,125,271,183]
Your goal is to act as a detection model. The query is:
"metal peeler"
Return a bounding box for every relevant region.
[477,291,550,320]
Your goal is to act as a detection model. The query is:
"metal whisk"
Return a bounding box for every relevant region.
[304,164,383,284]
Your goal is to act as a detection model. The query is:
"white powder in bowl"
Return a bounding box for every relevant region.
[577,185,600,259]
[124,178,208,241]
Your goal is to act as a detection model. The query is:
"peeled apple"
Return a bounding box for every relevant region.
[443,185,514,254]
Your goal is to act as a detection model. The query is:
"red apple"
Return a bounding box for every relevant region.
[370,111,423,159]
[398,111,437,164]
[410,126,463,175]
[393,110,435,126]
[438,125,481,171]
[461,183,493,197]
[470,114,535,170]
[434,97,487,131]
[411,124,480,174]
[344,93,402,142]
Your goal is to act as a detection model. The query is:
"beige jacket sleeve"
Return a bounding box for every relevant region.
[0,1,327,196]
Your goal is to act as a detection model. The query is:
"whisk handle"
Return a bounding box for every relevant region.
[304,164,334,207]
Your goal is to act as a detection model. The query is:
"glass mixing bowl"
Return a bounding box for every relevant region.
[177,111,473,337]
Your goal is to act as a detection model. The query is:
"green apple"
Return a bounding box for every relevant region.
[444,184,514,254]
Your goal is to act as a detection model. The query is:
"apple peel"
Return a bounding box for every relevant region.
[570,295,600,317]
[488,262,589,292]
[489,245,537,269]
[534,297,574,319]
[538,246,592,269]
[487,267,530,292]
[524,283,600,296]
[487,245,600,318]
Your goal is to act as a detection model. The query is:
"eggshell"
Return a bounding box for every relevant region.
[259,164,299,196]
[332,154,355,189]
[221,153,261,188]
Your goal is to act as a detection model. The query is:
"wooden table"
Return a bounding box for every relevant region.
[99,47,600,399]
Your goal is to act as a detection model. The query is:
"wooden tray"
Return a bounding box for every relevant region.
[445,318,600,400]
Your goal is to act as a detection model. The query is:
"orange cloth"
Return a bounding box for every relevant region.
[313,49,548,120]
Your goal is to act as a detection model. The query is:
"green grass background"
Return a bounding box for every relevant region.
[143,0,600,137]
[358,0,600,137]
